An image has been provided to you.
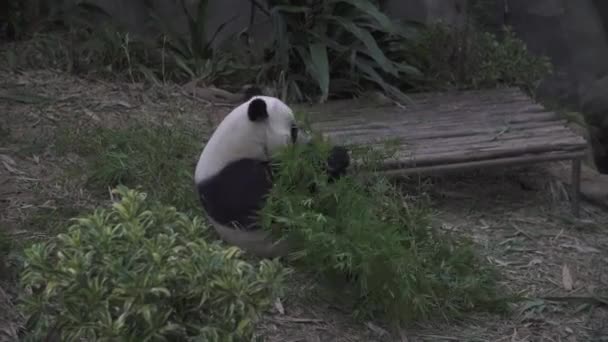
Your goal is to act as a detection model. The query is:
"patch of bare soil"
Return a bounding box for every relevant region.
[1,70,607,342]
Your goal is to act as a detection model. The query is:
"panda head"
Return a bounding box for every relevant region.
[246,95,309,152]
[195,95,309,182]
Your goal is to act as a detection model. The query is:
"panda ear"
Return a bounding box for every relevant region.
[248,98,268,122]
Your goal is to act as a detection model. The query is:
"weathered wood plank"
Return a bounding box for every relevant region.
[310,107,557,130]
[297,87,587,173]
[351,134,584,170]
[373,151,586,177]
[315,118,568,143]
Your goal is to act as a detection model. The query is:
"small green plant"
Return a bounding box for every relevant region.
[260,133,507,325]
[413,24,552,93]
[19,186,289,341]
[55,124,201,213]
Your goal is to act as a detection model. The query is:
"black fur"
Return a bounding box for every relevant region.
[326,146,350,180]
[197,158,273,231]
[248,98,268,122]
[290,126,299,144]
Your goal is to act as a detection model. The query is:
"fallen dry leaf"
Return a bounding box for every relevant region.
[2,160,25,175]
[0,154,16,166]
[83,108,101,122]
[559,243,600,254]
[487,256,512,267]
[274,298,285,315]
[526,258,543,267]
[365,322,388,337]
[562,264,574,291]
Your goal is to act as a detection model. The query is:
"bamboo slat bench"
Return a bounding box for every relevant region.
[296,87,588,216]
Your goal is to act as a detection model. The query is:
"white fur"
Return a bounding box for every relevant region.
[208,217,290,258]
[194,96,300,184]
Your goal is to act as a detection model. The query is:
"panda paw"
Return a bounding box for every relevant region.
[327,146,350,177]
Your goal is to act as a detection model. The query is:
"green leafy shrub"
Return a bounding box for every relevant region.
[413,24,552,93]
[260,134,506,324]
[139,0,243,84]
[1,1,236,84]
[19,186,289,341]
[254,0,423,103]
[1,3,138,74]
[56,124,201,213]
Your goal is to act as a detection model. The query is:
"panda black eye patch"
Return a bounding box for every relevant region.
[290,125,298,143]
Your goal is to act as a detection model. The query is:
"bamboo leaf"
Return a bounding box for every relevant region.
[328,0,395,33]
[308,43,330,103]
[271,5,311,14]
[355,58,411,104]
[332,16,398,76]
[271,9,290,68]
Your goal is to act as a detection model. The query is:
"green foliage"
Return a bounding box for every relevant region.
[1,2,156,78]
[1,1,237,84]
[413,24,553,93]
[2,0,553,103]
[19,186,289,341]
[55,125,200,213]
[255,0,423,103]
[260,134,506,325]
[3,28,138,76]
[139,0,242,83]
[468,0,501,32]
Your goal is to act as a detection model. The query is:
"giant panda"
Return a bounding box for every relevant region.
[194,93,350,258]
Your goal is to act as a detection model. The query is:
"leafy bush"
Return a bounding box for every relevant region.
[55,124,201,213]
[412,24,552,93]
[1,2,153,77]
[19,186,289,341]
[260,134,506,324]
[1,1,237,84]
[254,0,423,103]
[139,0,243,84]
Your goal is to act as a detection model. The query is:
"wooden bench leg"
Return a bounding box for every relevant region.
[571,158,581,217]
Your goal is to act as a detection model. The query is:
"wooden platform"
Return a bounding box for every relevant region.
[296,87,588,216]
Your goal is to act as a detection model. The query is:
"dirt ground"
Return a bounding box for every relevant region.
[1,70,607,342]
